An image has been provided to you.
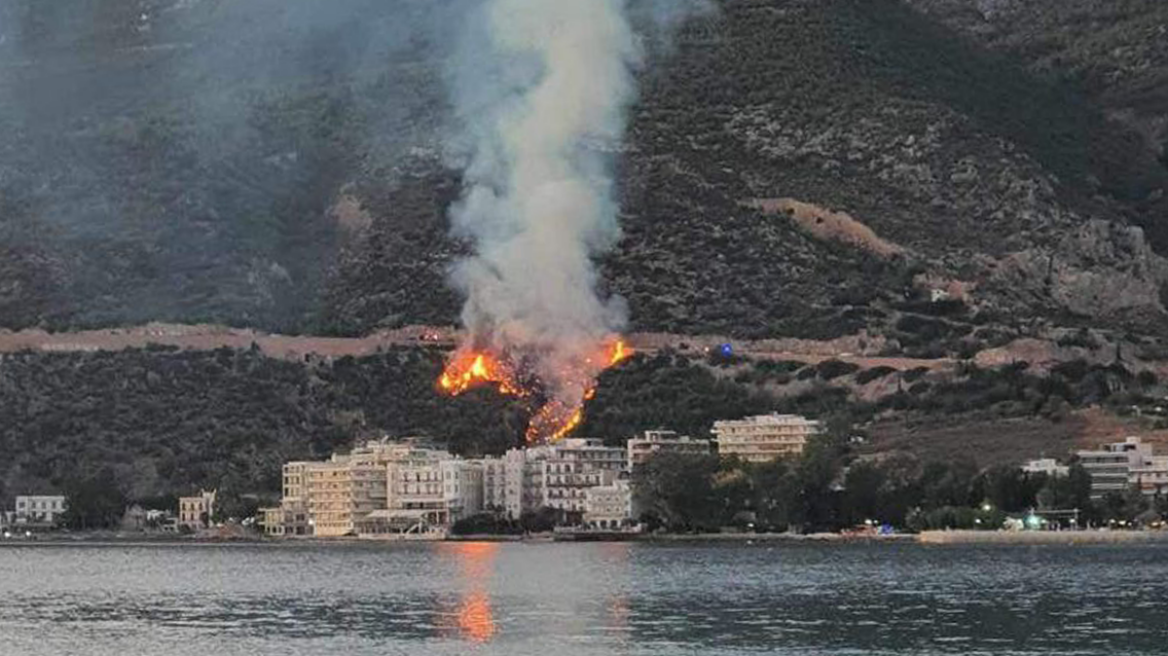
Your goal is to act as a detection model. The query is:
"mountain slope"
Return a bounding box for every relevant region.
[0,0,1166,352]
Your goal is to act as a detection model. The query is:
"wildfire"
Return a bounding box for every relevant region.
[439,339,632,443]
[439,352,523,397]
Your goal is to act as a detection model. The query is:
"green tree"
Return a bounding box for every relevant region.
[633,453,723,532]
[60,469,128,530]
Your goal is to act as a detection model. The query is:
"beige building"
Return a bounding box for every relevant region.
[1130,455,1168,498]
[261,439,417,537]
[712,414,822,462]
[178,490,216,531]
[357,449,484,538]
[626,430,712,469]
[584,480,633,530]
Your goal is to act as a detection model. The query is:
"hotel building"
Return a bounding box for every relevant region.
[712,414,822,462]
[1077,437,1159,501]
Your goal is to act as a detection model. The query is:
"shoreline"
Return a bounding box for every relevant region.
[5,530,1166,547]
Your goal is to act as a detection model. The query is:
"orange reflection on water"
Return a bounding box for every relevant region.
[458,590,497,643]
[436,542,499,644]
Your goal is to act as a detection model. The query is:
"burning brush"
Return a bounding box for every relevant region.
[439,337,632,444]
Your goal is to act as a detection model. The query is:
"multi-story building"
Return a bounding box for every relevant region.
[480,456,511,513]
[262,439,417,537]
[264,436,635,537]
[14,495,67,526]
[357,449,484,538]
[260,502,311,537]
[1021,458,1070,478]
[505,449,543,518]
[626,430,712,469]
[528,438,625,516]
[1077,437,1157,501]
[1130,455,1168,498]
[584,480,633,530]
[712,414,822,462]
[178,490,216,531]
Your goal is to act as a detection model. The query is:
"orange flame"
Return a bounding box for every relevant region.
[439,338,633,443]
[439,352,523,397]
[610,340,630,365]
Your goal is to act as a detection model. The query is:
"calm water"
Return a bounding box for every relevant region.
[1,541,1166,655]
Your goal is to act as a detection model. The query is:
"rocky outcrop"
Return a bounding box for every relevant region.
[992,220,1168,321]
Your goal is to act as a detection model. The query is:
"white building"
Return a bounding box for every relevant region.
[479,456,510,513]
[442,459,484,521]
[1021,458,1069,477]
[626,430,712,469]
[712,414,822,462]
[584,480,633,530]
[527,439,625,516]
[1077,437,1156,501]
[14,496,67,526]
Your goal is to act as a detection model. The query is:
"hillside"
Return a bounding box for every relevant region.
[0,0,1166,351]
[4,0,1168,502]
[4,341,1168,504]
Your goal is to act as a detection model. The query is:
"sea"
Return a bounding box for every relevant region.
[1,540,1166,656]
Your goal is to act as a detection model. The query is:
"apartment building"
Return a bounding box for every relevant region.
[357,449,484,537]
[1077,437,1157,501]
[712,413,822,462]
[584,480,633,530]
[626,430,712,469]
[528,438,625,515]
[261,439,417,537]
[264,437,636,537]
[14,495,67,526]
[480,456,510,513]
[1130,455,1168,498]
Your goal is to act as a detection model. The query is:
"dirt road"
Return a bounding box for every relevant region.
[0,322,956,372]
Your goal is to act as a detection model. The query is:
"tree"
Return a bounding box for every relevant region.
[750,458,795,531]
[979,466,1045,513]
[1036,464,1092,514]
[633,453,723,532]
[841,461,886,526]
[60,469,128,530]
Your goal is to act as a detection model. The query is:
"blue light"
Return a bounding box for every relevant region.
[720,344,733,357]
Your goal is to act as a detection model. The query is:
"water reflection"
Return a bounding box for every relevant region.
[598,543,631,638]
[436,542,498,644]
[4,543,1168,656]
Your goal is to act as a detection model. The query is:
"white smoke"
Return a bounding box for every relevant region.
[445,0,709,437]
[446,1,632,401]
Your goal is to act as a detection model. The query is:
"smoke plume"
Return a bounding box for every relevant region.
[445,0,705,437]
